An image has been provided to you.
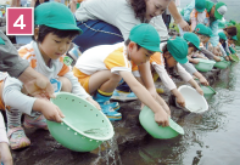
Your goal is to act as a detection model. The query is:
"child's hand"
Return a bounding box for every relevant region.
[199,77,209,86]
[196,86,203,95]
[225,56,230,61]
[154,111,169,127]
[193,59,200,64]
[86,97,101,110]
[0,142,13,165]
[176,95,185,107]
[34,99,64,123]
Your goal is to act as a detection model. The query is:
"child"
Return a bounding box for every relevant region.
[228,35,238,49]
[218,32,231,60]
[194,24,224,61]
[189,0,209,32]
[73,23,170,125]
[161,37,203,95]
[1,2,100,150]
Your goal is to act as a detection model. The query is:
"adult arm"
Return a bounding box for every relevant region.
[182,0,195,22]
[168,0,190,31]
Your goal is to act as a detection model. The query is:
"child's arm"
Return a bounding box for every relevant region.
[120,71,169,126]
[3,77,64,122]
[188,56,200,64]
[188,79,203,95]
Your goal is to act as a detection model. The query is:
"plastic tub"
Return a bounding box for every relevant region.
[47,92,114,152]
[214,57,230,69]
[139,106,184,139]
[177,85,208,113]
[230,54,239,62]
[200,85,216,97]
[194,58,216,72]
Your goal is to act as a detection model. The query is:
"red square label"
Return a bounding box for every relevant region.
[6,7,34,35]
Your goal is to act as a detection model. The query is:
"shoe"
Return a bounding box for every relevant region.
[104,101,120,111]
[7,126,31,150]
[23,114,48,130]
[111,90,137,102]
[93,93,122,121]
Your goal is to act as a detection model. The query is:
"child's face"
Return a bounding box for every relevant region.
[128,42,153,65]
[198,34,210,43]
[188,46,197,55]
[38,33,72,61]
[228,39,234,45]
[164,52,177,68]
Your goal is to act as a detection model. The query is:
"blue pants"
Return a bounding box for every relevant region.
[73,20,130,92]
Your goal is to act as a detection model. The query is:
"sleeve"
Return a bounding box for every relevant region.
[0,113,8,143]
[224,40,231,55]
[209,20,219,47]
[153,64,176,91]
[104,53,131,74]
[183,0,195,22]
[176,63,192,82]
[218,44,227,57]
[63,71,90,99]
[180,62,197,75]
[200,47,215,60]
[0,31,29,78]
[2,77,36,115]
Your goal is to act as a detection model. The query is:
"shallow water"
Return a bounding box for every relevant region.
[119,56,240,165]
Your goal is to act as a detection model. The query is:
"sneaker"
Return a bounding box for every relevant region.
[111,90,137,102]
[7,126,31,150]
[104,101,120,111]
[23,114,48,130]
[101,105,122,121]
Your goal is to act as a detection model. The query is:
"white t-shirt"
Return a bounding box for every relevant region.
[75,0,168,41]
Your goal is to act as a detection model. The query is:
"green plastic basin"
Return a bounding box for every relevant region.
[194,58,216,72]
[230,54,240,62]
[214,57,230,69]
[139,106,184,139]
[200,85,216,97]
[47,92,114,152]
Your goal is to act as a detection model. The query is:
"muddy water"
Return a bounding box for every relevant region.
[120,58,240,164]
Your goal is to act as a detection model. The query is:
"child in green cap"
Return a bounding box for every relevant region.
[73,23,170,125]
[1,2,100,150]
[161,37,203,96]
[218,31,232,60]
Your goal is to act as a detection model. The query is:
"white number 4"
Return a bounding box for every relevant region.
[13,15,26,30]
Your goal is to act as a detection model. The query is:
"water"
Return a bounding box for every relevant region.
[83,128,108,137]
[119,58,240,164]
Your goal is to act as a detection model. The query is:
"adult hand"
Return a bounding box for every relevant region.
[178,19,190,31]
[34,98,64,123]
[0,142,13,165]
[18,67,55,99]
[86,97,101,110]
[154,111,169,127]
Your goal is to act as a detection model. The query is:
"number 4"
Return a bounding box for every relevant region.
[13,15,26,30]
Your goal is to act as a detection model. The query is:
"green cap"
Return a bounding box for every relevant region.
[183,32,201,50]
[214,2,227,20]
[35,2,82,33]
[231,35,238,41]
[229,20,236,25]
[195,0,206,12]
[195,23,212,37]
[129,23,161,52]
[218,32,227,40]
[167,37,189,64]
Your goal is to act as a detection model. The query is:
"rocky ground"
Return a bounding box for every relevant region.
[1,67,222,165]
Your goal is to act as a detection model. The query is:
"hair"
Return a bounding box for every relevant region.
[34,25,80,43]
[188,43,197,52]
[162,43,172,72]
[34,0,49,8]
[128,0,147,23]
[223,26,237,36]
[124,38,142,50]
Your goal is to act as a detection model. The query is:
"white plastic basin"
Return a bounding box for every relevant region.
[177,85,208,113]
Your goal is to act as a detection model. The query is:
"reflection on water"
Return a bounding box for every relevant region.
[121,56,240,164]
[83,128,107,137]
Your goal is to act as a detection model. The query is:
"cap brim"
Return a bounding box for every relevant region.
[141,45,162,53]
[196,8,205,12]
[45,23,83,34]
[214,10,223,20]
[174,56,188,64]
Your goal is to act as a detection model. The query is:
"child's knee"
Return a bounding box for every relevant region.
[110,73,122,83]
[58,77,72,92]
